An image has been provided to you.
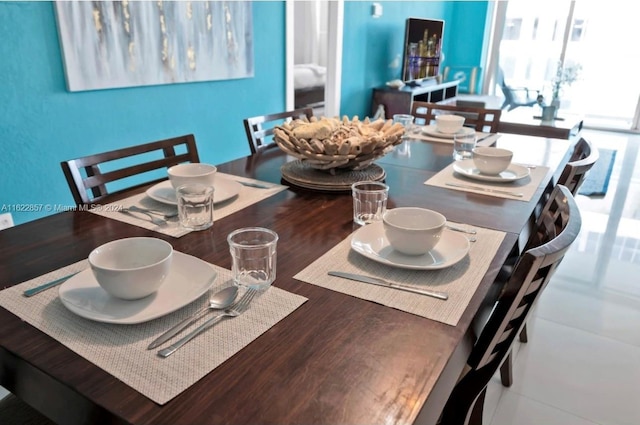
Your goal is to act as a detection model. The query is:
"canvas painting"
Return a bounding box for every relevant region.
[54,1,254,91]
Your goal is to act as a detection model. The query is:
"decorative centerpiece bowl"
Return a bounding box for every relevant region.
[273,116,405,173]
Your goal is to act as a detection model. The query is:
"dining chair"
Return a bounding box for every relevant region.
[556,137,600,196]
[497,67,541,111]
[243,107,314,154]
[411,101,502,133]
[60,134,200,206]
[439,184,581,425]
[511,136,599,348]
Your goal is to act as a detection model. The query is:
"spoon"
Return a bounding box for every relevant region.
[147,286,238,349]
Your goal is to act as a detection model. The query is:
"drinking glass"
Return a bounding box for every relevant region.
[177,184,214,231]
[393,114,415,138]
[351,181,389,226]
[453,132,477,161]
[228,227,278,290]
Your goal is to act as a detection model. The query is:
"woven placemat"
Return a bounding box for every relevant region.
[0,258,307,405]
[294,223,505,326]
[281,160,385,192]
[425,162,549,202]
[412,131,499,146]
[89,173,287,237]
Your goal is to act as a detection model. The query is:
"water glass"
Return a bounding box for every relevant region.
[453,132,477,160]
[351,181,389,226]
[228,227,278,290]
[177,184,214,231]
[393,114,415,138]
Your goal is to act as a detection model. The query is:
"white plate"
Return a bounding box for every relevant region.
[145,178,242,205]
[421,125,475,139]
[59,252,217,324]
[452,159,530,182]
[351,221,470,270]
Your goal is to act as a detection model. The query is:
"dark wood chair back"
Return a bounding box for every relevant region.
[503,138,598,370]
[557,137,599,196]
[411,101,502,133]
[61,134,200,206]
[439,185,582,425]
[243,108,314,154]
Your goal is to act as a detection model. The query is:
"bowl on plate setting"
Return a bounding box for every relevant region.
[435,115,465,134]
[472,147,514,175]
[88,237,173,300]
[383,207,446,256]
[167,163,217,189]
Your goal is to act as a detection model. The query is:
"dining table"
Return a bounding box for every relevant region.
[0,131,573,425]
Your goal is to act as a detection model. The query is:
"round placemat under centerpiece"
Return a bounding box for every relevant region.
[281,160,386,192]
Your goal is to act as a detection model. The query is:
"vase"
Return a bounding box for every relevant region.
[541,106,557,121]
[550,98,561,117]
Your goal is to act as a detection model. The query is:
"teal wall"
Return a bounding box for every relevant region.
[1,1,488,225]
[0,1,286,225]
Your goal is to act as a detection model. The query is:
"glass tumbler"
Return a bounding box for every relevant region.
[228,227,278,290]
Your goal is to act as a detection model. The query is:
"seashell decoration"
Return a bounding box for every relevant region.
[273,116,405,172]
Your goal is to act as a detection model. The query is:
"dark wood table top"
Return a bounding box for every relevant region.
[0,134,572,425]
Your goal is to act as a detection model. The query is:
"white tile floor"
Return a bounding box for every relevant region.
[484,129,640,425]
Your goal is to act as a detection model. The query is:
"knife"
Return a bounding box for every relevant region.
[238,181,271,189]
[475,134,496,145]
[23,272,80,297]
[328,271,448,300]
[445,182,524,198]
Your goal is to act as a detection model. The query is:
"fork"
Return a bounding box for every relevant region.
[128,205,178,219]
[157,288,258,358]
[119,208,168,226]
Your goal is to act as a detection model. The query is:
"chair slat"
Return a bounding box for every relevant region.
[243,108,314,154]
[411,101,502,133]
[61,134,199,206]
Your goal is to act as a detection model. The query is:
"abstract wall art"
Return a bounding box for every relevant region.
[54,1,254,91]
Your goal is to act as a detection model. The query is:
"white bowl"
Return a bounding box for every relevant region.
[472,147,514,175]
[167,163,217,189]
[89,237,173,300]
[383,207,446,255]
[435,115,465,134]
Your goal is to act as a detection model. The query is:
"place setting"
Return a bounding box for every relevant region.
[0,228,307,405]
[412,114,500,146]
[294,183,505,326]
[426,142,550,201]
[89,163,287,237]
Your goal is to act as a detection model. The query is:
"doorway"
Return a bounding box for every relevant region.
[285,1,343,117]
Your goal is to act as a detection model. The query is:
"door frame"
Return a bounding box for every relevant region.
[285,0,343,117]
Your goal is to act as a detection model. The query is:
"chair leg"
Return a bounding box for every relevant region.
[439,366,496,425]
[468,387,486,425]
[499,352,513,387]
[519,323,528,343]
